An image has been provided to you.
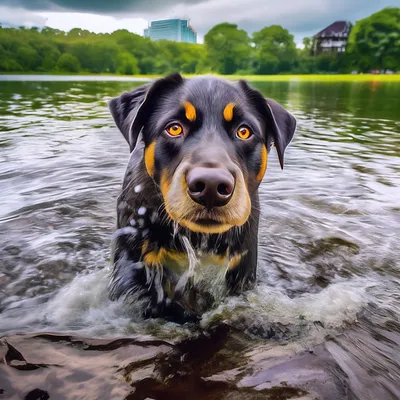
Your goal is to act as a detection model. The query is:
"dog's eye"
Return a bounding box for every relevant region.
[237,126,252,140]
[166,123,183,137]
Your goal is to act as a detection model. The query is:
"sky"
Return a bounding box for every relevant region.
[0,0,398,44]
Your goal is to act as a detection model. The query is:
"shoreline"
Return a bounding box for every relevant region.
[1,73,400,82]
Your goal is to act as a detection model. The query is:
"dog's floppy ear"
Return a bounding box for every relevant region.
[109,73,184,152]
[238,81,296,169]
[108,83,148,150]
[264,98,297,169]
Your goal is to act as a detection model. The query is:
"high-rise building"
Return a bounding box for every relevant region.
[144,19,197,43]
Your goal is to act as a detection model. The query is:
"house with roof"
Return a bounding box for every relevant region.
[312,21,352,56]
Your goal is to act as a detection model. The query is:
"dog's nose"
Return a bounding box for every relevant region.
[186,167,235,209]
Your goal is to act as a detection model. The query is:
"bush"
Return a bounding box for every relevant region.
[56,53,81,72]
[116,52,140,75]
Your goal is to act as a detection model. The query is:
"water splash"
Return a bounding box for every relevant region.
[174,235,199,294]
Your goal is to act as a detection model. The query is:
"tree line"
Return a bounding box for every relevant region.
[0,7,398,75]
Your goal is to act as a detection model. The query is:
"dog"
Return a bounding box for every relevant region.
[108,74,296,322]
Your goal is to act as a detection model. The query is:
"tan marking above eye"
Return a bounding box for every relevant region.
[223,103,235,122]
[183,102,196,122]
[237,125,252,140]
[166,123,183,136]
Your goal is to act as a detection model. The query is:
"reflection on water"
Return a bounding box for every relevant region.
[0,77,399,399]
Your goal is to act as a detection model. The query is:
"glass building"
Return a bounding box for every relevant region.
[144,19,197,43]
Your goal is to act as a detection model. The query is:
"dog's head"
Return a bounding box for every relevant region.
[109,74,296,234]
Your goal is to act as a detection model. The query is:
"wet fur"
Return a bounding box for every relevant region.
[107,74,296,323]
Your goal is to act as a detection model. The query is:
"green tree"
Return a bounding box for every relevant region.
[252,25,297,74]
[29,41,61,71]
[152,41,204,74]
[1,8,399,76]
[116,52,140,75]
[69,41,119,73]
[56,53,81,72]
[15,45,41,71]
[302,37,312,54]
[204,23,251,74]
[0,43,23,71]
[67,28,92,38]
[347,7,400,72]
[41,27,65,37]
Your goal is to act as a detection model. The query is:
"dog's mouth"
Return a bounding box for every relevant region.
[165,199,247,234]
[160,164,251,234]
[178,216,234,234]
[195,218,221,226]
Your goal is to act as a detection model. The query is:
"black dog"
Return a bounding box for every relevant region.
[108,74,296,322]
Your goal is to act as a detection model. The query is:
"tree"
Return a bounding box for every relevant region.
[69,41,119,73]
[0,43,23,71]
[252,25,297,74]
[56,53,81,72]
[347,7,400,72]
[29,41,61,71]
[302,37,312,54]
[204,23,251,74]
[116,52,140,75]
[67,28,92,38]
[41,27,65,37]
[15,45,41,71]
[0,8,399,76]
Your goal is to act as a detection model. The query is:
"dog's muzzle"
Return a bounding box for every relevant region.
[186,167,235,210]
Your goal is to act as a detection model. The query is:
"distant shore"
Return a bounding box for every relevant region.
[1,73,400,82]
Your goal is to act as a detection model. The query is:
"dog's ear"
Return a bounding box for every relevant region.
[264,98,297,169]
[238,81,296,169]
[108,83,148,150]
[109,73,184,152]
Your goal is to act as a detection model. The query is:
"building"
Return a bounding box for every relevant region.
[312,21,352,56]
[144,19,197,43]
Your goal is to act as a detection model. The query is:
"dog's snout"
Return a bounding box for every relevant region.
[186,167,235,209]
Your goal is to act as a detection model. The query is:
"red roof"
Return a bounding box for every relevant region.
[315,21,351,37]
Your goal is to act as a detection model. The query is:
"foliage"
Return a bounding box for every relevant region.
[115,52,140,75]
[252,25,297,74]
[204,23,252,74]
[347,7,400,72]
[0,25,204,75]
[0,7,399,75]
[56,53,81,72]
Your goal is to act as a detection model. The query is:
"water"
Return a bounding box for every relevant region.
[0,76,399,399]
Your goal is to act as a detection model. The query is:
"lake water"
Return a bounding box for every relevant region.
[0,75,399,399]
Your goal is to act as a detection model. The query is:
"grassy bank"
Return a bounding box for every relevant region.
[1,72,400,82]
[214,74,400,82]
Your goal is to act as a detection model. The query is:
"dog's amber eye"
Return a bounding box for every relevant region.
[237,126,252,140]
[166,123,183,137]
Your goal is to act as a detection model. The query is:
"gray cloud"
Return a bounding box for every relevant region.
[0,0,396,41]
[0,0,203,13]
[232,0,394,37]
[0,6,47,27]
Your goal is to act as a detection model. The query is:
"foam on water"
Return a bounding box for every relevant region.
[202,276,373,333]
[1,261,373,345]
[174,236,199,294]
[42,268,136,334]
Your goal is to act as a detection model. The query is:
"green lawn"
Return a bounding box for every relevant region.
[204,74,400,82]
[1,72,400,82]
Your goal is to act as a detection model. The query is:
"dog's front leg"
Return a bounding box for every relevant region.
[109,236,199,323]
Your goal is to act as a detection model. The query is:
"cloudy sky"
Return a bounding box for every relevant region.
[0,0,397,44]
